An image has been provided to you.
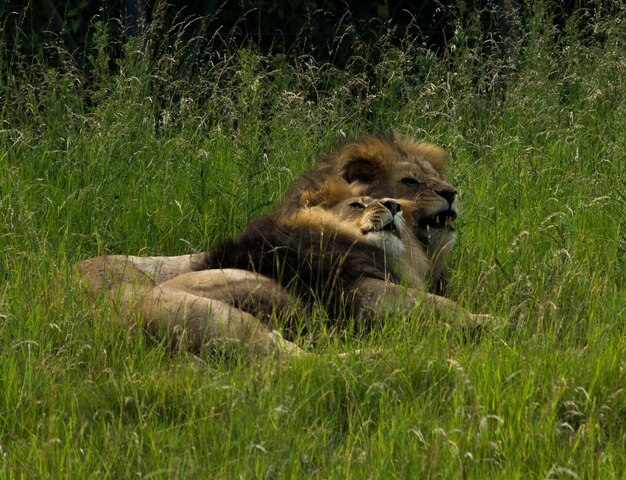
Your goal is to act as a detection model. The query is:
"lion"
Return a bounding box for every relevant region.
[278,131,457,293]
[195,181,425,322]
[74,131,457,313]
[73,131,496,355]
[137,180,495,356]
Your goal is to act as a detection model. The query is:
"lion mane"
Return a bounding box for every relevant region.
[195,180,421,321]
[277,131,458,293]
[75,131,498,356]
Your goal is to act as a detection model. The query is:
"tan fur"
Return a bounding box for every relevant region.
[290,180,429,289]
[73,253,205,318]
[74,132,500,356]
[135,180,499,355]
[279,132,458,290]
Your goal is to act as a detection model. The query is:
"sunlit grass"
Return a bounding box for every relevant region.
[1,3,625,478]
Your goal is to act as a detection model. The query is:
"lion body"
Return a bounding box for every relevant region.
[74,131,498,356]
[196,181,423,321]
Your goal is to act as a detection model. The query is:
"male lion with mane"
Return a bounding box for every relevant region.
[74,131,497,355]
[278,131,458,294]
[140,179,493,355]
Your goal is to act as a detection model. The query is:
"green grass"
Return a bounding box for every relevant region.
[1,4,625,478]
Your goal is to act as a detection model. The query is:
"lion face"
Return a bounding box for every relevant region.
[335,132,458,257]
[300,185,428,288]
[324,195,415,258]
[384,160,458,255]
[295,180,423,271]
[279,131,458,290]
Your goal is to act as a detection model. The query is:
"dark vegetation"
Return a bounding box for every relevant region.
[4,0,602,66]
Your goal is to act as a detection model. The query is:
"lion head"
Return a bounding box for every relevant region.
[293,180,428,288]
[280,131,457,290]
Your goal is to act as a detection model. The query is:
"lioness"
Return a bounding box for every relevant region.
[139,180,492,355]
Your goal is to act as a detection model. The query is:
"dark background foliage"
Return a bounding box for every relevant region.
[2,0,592,67]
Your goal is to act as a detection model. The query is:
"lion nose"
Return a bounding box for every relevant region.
[435,188,456,207]
[382,199,401,216]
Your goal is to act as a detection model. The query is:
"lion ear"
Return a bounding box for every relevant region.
[300,180,357,208]
[344,158,380,184]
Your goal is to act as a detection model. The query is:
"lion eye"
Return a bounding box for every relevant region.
[349,202,366,210]
[401,177,422,187]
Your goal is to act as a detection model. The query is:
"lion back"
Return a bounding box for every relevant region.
[196,213,396,316]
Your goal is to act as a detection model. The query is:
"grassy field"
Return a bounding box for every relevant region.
[1,4,625,478]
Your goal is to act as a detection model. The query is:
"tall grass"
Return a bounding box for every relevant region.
[1,2,625,478]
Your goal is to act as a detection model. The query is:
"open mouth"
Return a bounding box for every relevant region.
[419,209,457,229]
[382,221,399,236]
[363,219,400,237]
